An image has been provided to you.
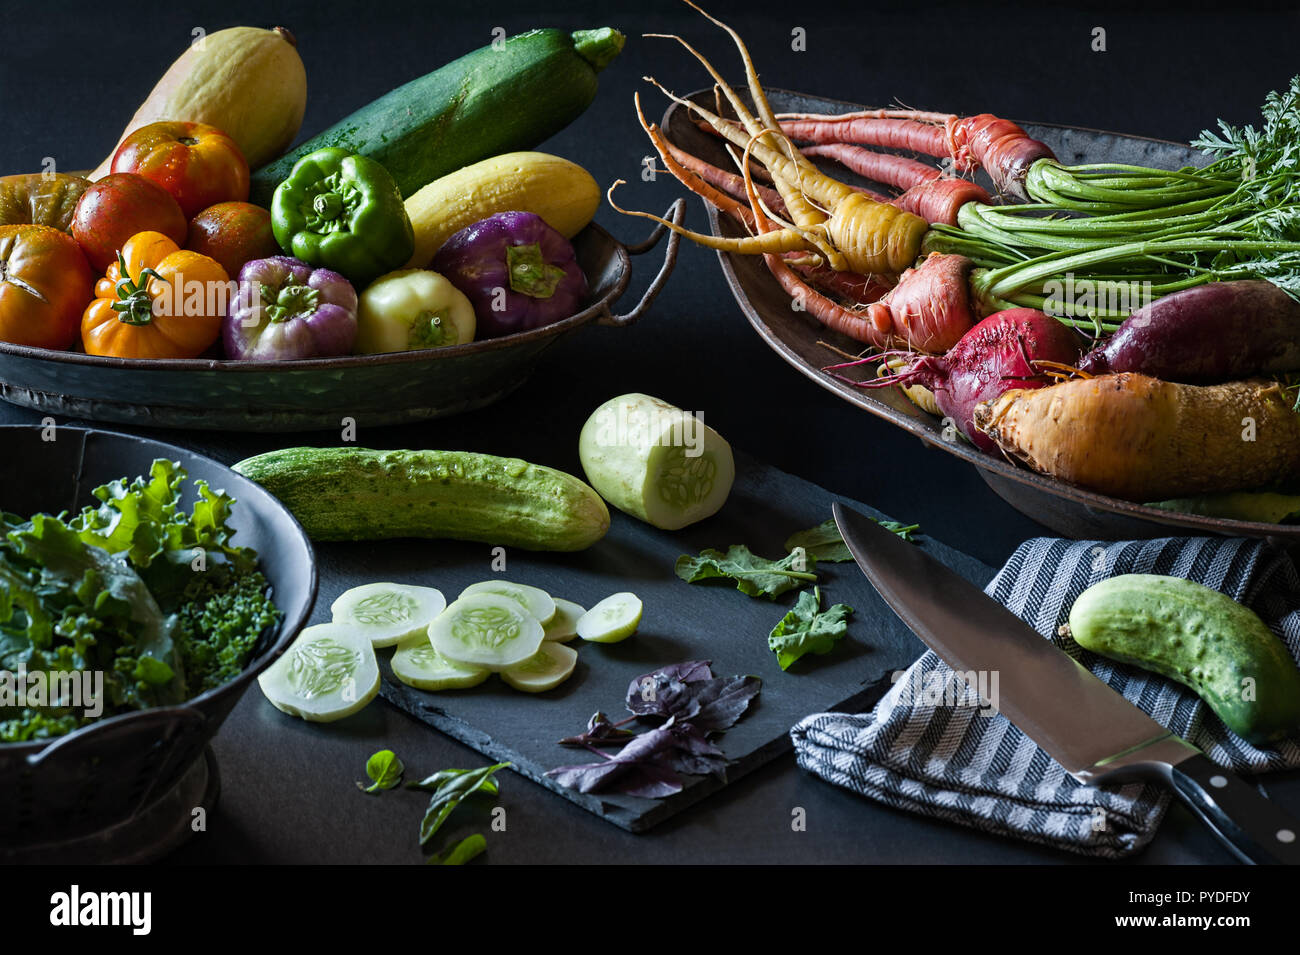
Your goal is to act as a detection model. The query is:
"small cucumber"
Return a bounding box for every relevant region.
[576,592,642,644]
[1066,574,1300,745]
[429,593,545,670]
[331,583,447,647]
[544,598,586,643]
[232,447,609,551]
[579,394,735,531]
[501,642,579,693]
[390,633,490,691]
[459,580,555,626]
[258,624,380,722]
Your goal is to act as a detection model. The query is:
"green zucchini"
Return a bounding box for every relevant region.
[250,27,625,204]
[232,447,610,551]
[1066,574,1300,745]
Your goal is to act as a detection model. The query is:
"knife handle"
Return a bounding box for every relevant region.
[1165,754,1300,865]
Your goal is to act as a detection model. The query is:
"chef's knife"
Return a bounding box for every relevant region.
[833,502,1300,865]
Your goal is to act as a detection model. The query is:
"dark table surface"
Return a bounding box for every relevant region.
[3,0,1299,864]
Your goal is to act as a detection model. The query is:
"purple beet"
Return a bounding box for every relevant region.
[1079,280,1300,382]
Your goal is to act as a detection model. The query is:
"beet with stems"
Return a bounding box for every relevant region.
[836,308,1084,452]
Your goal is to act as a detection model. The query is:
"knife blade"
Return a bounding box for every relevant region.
[833,502,1300,865]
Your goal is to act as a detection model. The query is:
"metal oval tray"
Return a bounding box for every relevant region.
[0,202,683,432]
[663,88,1299,542]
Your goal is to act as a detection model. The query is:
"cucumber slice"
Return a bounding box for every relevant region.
[331,583,447,647]
[458,580,555,625]
[579,393,735,530]
[258,623,380,722]
[576,592,642,644]
[430,593,546,670]
[391,633,490,691]
[543,598,586,643]
[501,642,579,693]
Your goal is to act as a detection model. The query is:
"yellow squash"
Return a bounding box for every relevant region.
[90,26,307,179]
[404,152,600,268]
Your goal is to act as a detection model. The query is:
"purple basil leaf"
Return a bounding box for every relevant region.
[686,674,763,732]
[625,660,714,720]
[546,725,685,797]
[660,721,728,778]
[558,711,637,747]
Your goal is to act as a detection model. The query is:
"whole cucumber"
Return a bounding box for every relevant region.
[1066,574,1300,745]
[250,27,624,204]
[233,447,609,551]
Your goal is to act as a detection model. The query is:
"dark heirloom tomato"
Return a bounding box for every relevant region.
[71,173,187,272]
[112,121,250,219]
[0,173,91,232]
[0,224,95,350]
[187,202,279,278]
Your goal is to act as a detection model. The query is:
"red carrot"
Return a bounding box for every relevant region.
[945,114,1055,201]
[865,253,977,353]
[894,177,992,226]
[802,143,941,190]
[780,117,952,161]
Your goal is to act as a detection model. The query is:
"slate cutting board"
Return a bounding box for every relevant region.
[313,451,995,832]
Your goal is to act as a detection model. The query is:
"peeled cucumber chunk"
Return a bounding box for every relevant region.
[391,633,490,691]
[258,623,380,722]
[576,592,642,643]
[459,580,555,626]
[331,583,447,647]
[430,593,545,670]
[544,598,585,643]
[502,642,579,692]
[579,393,735,531]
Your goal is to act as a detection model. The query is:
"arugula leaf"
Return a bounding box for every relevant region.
[409,762,510,847]
[428,833,487,865]
[358,749,405,794]
[784,517,920,563]
[625,661,761,732]
[768,587,854,671]
[675,545,817,599]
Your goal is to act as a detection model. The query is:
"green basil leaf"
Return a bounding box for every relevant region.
[428,833,487,865]
[358,749,405,794]
[413,762,511,846]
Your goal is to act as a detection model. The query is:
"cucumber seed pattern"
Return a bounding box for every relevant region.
[352,591,419,626]
[451,606,523,650]
[285,638,360,699]
[657,447,717,507]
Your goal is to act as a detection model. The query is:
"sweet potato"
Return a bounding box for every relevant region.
[1078,280,1300,382]
[973,373,1300,501]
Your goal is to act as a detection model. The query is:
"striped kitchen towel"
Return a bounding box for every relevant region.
[790,536,1300,858]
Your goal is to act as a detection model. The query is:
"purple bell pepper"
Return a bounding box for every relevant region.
[432,211,587,339]
[224,255,358,360]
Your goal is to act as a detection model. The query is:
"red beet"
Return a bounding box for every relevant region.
[852,308,1084,452]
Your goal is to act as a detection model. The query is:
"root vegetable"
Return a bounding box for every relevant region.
[864,253,977,354]
[837,307,1082,450]
[1079,280,1300,382]
[974,374,1300,500]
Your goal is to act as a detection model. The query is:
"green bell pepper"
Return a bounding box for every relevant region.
[270,147,415,286]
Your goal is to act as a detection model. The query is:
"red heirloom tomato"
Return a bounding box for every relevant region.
[71,173,187,271]
[0,224,95,350]
[112,121,250,219]
[187,202,279,278]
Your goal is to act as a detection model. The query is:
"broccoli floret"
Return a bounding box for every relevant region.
[173,571,281,692]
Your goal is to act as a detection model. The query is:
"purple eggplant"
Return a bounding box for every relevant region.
[1079,280,1300,382]
[432,211,587,339]
[224,256,358,360]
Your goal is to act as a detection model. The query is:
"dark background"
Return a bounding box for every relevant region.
[2,0,1298,865]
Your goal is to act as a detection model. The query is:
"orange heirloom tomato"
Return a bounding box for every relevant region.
[111,121,250,219]
[81,231,229,359]
[0,223,94,350]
